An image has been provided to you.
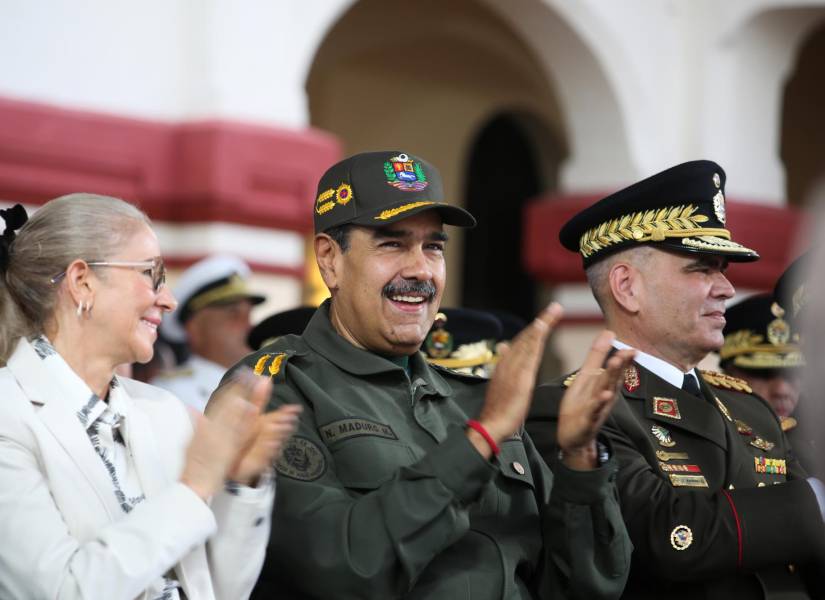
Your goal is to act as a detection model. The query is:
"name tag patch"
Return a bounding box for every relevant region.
[669,473,708,488]
[319,418,398,444]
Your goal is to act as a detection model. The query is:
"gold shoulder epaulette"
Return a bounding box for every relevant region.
[563,371,579,388]
[780,416,797,432]
[700,369,753,394]
[252,352,290,380]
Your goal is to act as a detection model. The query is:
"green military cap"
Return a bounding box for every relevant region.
[559,160,760,267]
[719,293,804,370]
[314,151,476,233]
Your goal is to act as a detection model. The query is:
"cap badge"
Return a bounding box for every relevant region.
[651,424,676,447]
[424,313,454,359]
[653,397,681,420]
[670,525,694,551]
[624,365,640,392]
[713,190,726,225]
[767,302,790,346]
[713,173,721,188]
[384,153,429,192]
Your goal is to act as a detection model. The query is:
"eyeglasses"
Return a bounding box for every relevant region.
[50,257,167,292]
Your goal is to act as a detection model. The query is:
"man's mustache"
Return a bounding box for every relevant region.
[382,280,437,300]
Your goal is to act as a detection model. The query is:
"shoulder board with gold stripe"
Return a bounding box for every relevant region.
[780,416,797,432]
[252,351,293,382]
[700,369,753,394]
[563,371,580,388]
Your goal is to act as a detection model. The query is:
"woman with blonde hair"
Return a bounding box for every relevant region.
[0,194,300,599]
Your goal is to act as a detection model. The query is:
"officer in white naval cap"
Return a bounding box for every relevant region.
[151,255,265,411]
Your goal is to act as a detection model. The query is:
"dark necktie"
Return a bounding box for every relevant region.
[682,373,703,399]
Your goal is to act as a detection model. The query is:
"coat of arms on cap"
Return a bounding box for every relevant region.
[713,190,726,225]
[384,153,429,191]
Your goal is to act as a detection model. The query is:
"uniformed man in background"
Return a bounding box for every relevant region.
[527,161,825,599]
[153,254,265,411]
[718,293,804,425]
[225,150,634,599]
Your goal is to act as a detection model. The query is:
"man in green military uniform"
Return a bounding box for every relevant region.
[225,151,634,599]
[526,161,825,599]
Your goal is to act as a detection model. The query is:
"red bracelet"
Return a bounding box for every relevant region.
[467,420,500,456]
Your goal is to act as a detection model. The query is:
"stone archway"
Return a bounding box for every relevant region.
[781,18,825,207]
[305,0,570,305]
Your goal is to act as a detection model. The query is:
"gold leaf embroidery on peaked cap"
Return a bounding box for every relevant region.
[578,204,728,258]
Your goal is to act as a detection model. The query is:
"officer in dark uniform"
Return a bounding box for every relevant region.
[222,151,635,599]
[526,161,825,599]
[719,293,804,424]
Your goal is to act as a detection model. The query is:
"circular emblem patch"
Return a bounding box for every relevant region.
[276,436,326,481]
[670,525,693,551]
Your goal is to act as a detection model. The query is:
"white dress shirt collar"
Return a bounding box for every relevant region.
[613,339,699,390]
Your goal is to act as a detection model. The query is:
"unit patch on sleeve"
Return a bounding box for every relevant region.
[318,418,398,445]
[276,436,326,481]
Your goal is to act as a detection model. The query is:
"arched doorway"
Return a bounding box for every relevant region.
[781,18,825,207]
[461,112,564,321]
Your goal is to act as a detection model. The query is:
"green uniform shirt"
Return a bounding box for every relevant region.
[527,362,825,600]
[227,301,631,599]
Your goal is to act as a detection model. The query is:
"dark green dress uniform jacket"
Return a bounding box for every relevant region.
[526,362,825,600]
[227,302,631,600]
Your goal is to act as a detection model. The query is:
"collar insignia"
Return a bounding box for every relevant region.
[653,396,681,420]
[624,364,640,392]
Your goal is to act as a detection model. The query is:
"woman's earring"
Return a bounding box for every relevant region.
[76,302,84,318]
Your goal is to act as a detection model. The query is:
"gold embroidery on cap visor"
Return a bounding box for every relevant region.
[374,201,435,221]
[720,330,804,368]
[577,204,751,259]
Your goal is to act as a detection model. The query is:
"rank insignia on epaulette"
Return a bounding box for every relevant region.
[750,436,775,452]
[669,473,709,488]
[563,371,579,387]
[653,397,681,420]
[624,365,640,392]
[714,397,733,422]
[780,416,797,432]
[700,369,753,394]
[754,456,786,474]
[670,525,693,550]
[253,352,288,378]
[651,424,676,447]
